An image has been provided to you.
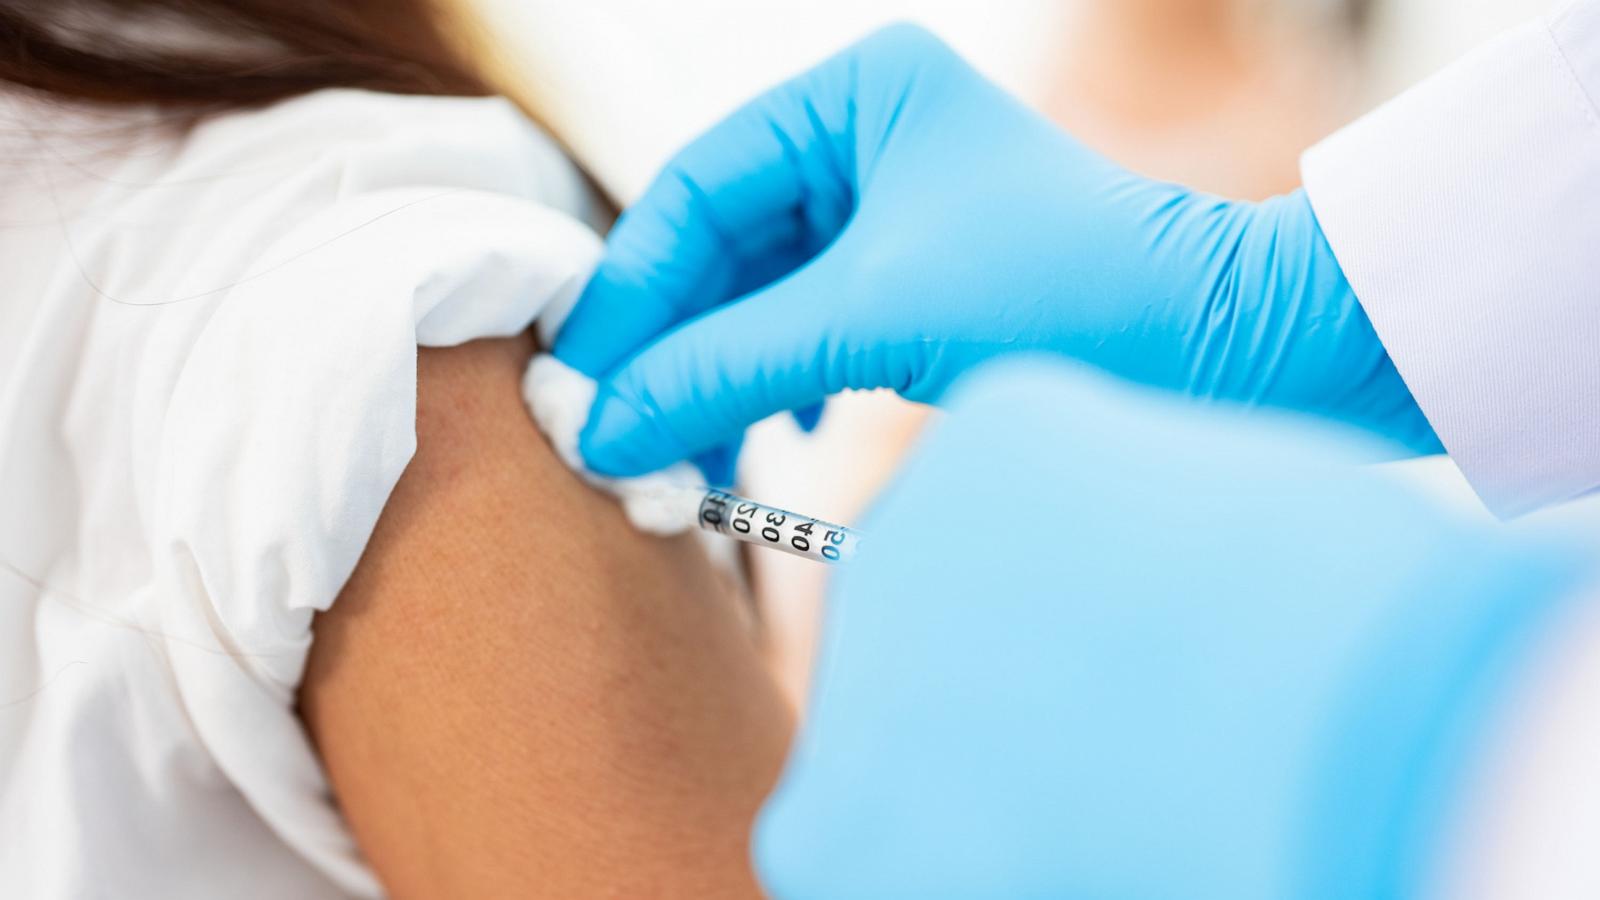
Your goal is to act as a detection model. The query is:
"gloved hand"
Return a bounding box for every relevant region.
[555,24,1440,479]
[752,358,1584,900]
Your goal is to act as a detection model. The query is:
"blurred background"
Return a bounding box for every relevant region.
[469,0,1552,700]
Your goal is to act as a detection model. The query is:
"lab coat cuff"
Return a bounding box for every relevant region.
[1301,5,1600,517]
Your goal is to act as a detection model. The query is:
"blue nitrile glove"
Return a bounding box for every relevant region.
[555,24,1440,479]
[752,358,1586,900]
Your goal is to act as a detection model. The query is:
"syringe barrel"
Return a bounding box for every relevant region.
[695,489,861,564]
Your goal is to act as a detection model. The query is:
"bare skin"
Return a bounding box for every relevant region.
[298,335,793,898]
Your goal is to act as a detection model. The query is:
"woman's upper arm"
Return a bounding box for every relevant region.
[297,335,792,898]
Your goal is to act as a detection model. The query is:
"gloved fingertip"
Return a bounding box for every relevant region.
[550,303,612,379]
[693,444,739,487]
[577,388,657,478]
[792,401,826,433]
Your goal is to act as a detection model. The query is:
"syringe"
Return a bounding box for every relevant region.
[697,488,864,564]
[645,484,863,564]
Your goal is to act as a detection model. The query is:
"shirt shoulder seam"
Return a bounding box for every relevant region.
[1539,17,1600,131]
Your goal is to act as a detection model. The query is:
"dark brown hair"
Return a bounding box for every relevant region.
[0,0,491,107]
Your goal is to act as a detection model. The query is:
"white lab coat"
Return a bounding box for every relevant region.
[1302,0,1600,519]
[1304,13,1600,893]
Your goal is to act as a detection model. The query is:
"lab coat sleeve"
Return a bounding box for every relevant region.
[1301,0,1600,517]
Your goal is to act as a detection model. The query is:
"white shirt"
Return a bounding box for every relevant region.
[0,89,604,898]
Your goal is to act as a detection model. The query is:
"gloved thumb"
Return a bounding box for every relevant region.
[578,258,865,478]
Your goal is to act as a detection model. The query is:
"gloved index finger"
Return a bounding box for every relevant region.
[553,51,860,378]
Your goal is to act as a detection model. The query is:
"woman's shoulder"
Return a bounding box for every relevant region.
[149,91,608,674]
[1,83,610,898]
[17,85,607,679]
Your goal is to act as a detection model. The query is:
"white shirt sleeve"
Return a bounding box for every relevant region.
[1301,0,1600,518]
[129,93,603,895]
[150,188,600,895]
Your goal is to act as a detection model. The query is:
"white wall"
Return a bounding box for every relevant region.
[476,0,1565,197]
[473,0,1065,201]
[1362,0,1557,105]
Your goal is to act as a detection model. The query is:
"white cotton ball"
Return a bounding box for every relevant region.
[521,355,704,536]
